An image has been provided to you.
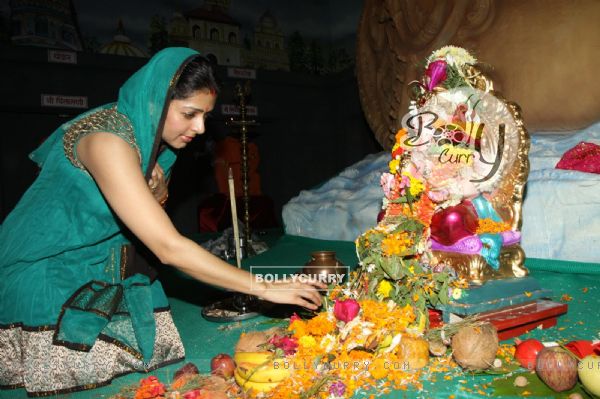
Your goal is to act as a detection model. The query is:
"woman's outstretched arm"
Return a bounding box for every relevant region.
[77,133,324,309]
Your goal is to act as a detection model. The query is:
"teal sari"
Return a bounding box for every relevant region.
[0,47,199,396]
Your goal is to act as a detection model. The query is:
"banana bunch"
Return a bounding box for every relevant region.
[233,351,290,393]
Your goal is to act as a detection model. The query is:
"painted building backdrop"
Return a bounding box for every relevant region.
[0,0,359,74]
[0,0,379,232]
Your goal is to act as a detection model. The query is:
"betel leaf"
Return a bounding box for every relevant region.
[490,371,592,398]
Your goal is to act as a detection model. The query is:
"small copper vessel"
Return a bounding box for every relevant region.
[302,251,346,286]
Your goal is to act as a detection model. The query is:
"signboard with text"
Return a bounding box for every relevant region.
[41,94,88,109]
[227,67,256,80]
[47,50,77,64]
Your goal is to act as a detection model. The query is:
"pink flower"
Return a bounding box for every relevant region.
[428,189,449,203]
[333,299,360,323]
[380,173,395,198]
[268,334,298,356]
[425,60,448,91]
[289,312,301,324]
[183,390,202,399]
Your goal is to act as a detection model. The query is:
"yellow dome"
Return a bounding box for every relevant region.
[100,20,148,58]
[100,41,148,57]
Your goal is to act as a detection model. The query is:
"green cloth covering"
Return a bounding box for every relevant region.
[0,48,198,363]
[5,234,598,398]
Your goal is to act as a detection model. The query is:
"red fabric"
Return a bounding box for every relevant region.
[556,141,600,174]
[564,340,600,358]
[214,137,262,196]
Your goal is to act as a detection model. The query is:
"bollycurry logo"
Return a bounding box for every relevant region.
[400,87,509,184]
[249,266,350,291]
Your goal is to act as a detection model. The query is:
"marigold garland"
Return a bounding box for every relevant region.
[476,218,511,234]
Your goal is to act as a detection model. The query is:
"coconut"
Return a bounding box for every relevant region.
[451,322,498,370]
[235,331,269,352]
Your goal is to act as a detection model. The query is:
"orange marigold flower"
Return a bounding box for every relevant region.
[395,128,407,144]
[561,294,573,302]
[476,218,511,234]
[134,376,165,399]
[415,194,435,226]
[385,203,411,218]
[288,319,308,338]
[305,313,336,336]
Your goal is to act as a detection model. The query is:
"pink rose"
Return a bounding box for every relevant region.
[334,299,360,323]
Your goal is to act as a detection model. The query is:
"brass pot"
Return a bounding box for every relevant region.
[302,251,346,286]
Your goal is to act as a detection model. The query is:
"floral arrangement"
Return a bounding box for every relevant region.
[353,124,469,324]
[239,296,426,399]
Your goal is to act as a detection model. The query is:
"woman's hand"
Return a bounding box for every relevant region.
[256,278,327,310]
[148,164,168,205]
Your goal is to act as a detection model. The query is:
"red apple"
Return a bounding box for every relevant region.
[535,347,578,392]
[514,338,545,370]
[210,353,235,378]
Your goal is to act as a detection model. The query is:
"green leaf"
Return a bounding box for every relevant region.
[490,371,593,398]
[439,286,449,304]
[482,361,521,375]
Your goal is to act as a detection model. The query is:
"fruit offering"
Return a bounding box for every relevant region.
[535,347,578,392]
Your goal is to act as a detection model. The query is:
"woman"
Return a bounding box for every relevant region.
[0,48,323,396]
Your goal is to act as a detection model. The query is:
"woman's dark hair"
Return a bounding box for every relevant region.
[172,55,220,99]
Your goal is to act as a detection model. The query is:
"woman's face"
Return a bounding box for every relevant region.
[162,89,216,149]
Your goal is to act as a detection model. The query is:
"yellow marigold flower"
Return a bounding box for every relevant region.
[381,232,413,257]
[377,280,393,298]
[408,266,415,274]
[389,159,400,174]
[402,172,424,196]
[298,335,317,348]
[412,293,419,302]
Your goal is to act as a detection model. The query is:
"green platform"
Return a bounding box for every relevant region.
[2,234,599,399]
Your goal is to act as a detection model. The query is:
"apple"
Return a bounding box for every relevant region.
[514,338,545,370]
[578,355,600,396]
[535,347,578,392]
[210,353,235,378]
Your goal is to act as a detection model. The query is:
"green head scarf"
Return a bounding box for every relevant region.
[118,47,199,177]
